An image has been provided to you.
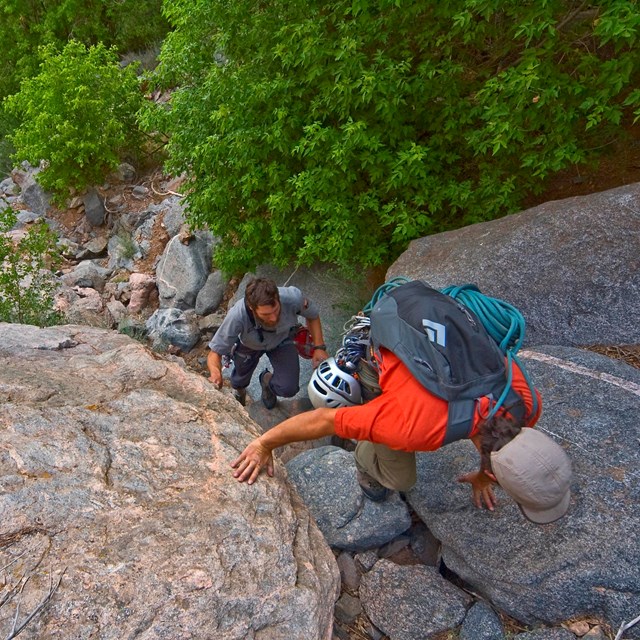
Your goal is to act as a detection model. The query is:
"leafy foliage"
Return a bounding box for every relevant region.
[5,41,145,201]
[0,0,168,100]
[143,0,640,274]
[0,111,18,177]
[0,208,62,326]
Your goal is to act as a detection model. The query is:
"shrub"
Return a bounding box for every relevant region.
[5,40,145,202]
[117,320,148,343]
[142,0,640,275]
[0,0,168,100]
[0,112,17,178]
[0,208,62,326]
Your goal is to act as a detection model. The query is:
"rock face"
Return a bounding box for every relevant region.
[387,183,640,347]
[4,163,640,638]
[285,447,412,550]
[0,323,339,640]
[406,346,640,634]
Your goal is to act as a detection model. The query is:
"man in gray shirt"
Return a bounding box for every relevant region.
[207,277,329,409]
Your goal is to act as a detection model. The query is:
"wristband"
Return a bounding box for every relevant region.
[312,344,327,352]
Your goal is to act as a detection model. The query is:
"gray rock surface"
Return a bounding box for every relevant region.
[285,446,412,551]
[0,323,339,640]
[459,601,505,640]
[359,559,473,639]
[1,176,19,195]
[146,307,202,351]
[20,176,50,216]
[387,183,640,347]
[513,630,576,640]
[107,230,143,271]
[60,259,112,292]
[334,592,362,625]
[132,211,162,260]
[82,235,109,257]
[158,196,187,237]
[336,551,361,591]
[156,230,215,309]
[14,210,42,226]
[83,187,106,226]
[195,269,228,316]
[406,347,640,636]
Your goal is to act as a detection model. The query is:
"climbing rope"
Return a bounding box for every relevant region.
[361,276,412,316]
[441,283,538,418]
[441,284,526,354]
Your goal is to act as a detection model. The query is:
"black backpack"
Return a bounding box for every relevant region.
[368,279,528,445]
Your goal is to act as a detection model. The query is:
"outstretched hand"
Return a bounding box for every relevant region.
[231,438,274,484]
[457,470,497,511]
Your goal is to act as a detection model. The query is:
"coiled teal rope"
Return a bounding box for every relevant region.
[441,283,538,418]
[362,276,412,316]
[441,284,525,354]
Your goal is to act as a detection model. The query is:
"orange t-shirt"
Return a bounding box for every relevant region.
[334,348,541,451]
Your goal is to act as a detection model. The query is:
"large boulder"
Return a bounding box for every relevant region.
[60,259,112,292]
[195,269,228,316]
[406,347,640,636]
[156,230,216,309]
[359,560,473,640]
[83,188,106,226]
[20,175,50,216]
[0,323,339,640]
[146,307,202,352]
[387,183,640,347]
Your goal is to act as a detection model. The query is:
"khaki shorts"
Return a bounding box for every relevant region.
[354,440,417,492]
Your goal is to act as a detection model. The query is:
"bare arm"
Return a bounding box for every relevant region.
[231,407,338,484]
[457,434,497,510]
[306,316,328,368]
[207,350,224,388]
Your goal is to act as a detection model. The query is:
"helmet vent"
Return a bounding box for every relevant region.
[307,357,362,409]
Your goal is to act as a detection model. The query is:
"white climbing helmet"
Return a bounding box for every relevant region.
[308,357,362,409]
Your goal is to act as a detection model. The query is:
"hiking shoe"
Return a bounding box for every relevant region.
[259,369,277,410]
[232,387,247,406]
[357,470,390,502]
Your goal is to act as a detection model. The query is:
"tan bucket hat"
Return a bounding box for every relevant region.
[491,428,572,524]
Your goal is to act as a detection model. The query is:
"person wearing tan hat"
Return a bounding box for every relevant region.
[230,346,573,523]
[485,427,572,524]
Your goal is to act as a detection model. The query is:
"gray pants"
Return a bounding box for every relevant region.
[355,441,417,492]
[230,341,300,397]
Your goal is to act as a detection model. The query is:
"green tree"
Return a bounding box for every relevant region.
[0,208,62,326]
[142,0,640,275]
[0,0,168,100]
[0,0,168,177]
[5,41,146,201]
